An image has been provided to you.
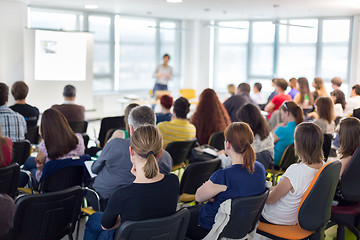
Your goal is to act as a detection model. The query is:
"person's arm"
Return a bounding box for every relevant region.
[91,141,114,174]
[293,94,300,105]
[195,180,227,202]
[272,132,279,144]
[265,102,275,113]
[35,151,46,171]
[107,130,125,142]
[166,67,173,80]
[101,189,123,229]
[102,215,121,230]
[266,176,293,204]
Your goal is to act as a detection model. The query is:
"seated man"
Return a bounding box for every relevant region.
[343,84,360,117]
[156,94,173,124]
[52,85,85,122]
[90,106,173,210]
[265,78,292,119]
[10,81,39,128]
[0,82,26,142]
[158,97,196,148]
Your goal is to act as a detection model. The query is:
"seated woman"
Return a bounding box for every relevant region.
[273,101,304,166]
[84,125,179,240]
[0,126,12,168]
[186,122,266,240]
[312,77,328,101]
[330,89,346,118]
[20,108,85,188]
[261,122,324,225]
[309,97,335,134]
[293,77,314,110]
[156,94,173,124]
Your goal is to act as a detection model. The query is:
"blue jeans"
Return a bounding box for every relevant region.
[84,212,115,240]
[152,83,168,97]
[19,157,39,189]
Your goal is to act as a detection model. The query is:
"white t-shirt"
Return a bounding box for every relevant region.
[153,64,173,85]
[262,162,321,225]
[343,96,360,117]
[334,103,344,118]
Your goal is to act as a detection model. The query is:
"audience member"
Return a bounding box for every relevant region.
[312,77,328,101]
[9,81,39,128]
[91,106,173,208]
[52,85,85,122]
[158,97,196,148]
[273,101,304,166]
[0,82,26,142]
[261,122,324,225]
[156,94,173,124]
[252,82,266,105]
[227,84,236,96]
[186,122,266,240]
[267,78,279,103]
[0,125,12,168]
[343,84,360,117]
[331,77,342,91]
[309,97,335,134]
[0,194,15,237]
[330,89,346,118]
[265,78,292,119]
[20,108,85,189]
[190,88,231,145]
[223,83,257,122]
[84,125,179,240]
[287,78,299,99]
[293,77,314,110]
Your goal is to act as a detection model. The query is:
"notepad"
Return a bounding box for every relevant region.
[202,147,218,157]
[85,161,97,178]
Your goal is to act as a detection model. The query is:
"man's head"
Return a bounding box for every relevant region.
[275,78,288,93]
[128,106,156,136]
[0,83,9,106]
[351,84,360,98]
[253,83,262,93]
[331,77,342,90]
[173,97,190,119]
[237,83,251,95]
[63,85,76,101]
[11,81,29,101]
[163,54,170,64]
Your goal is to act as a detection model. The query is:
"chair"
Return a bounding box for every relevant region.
[323,134,332,161]
[165,140,196,171]
[257,161,341,240]
[180,89,196,100]
[68,121,88,133]
[8,186,83,240]
[219,190,270,239]
[0,163,20,199]
[114,208,190,240]
[25,126,40,145]
[179,159,221,202]
[208,131,225,151]
[330,147,360,240]
[302,107,314,116]
[98,116,125,148]
[11,140,31,166]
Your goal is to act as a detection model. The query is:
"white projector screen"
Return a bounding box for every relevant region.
[34,30,87,81]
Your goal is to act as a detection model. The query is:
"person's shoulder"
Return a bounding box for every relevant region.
[164,173,180,184]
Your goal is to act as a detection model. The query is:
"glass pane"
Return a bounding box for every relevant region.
[279,19,318,43]
[250,45,273,76]
[29,10,79,31]
[278,46,316,80]
[214,45,247,91]
[322,19,350,43]
[89,15,111,41]
[217,21,249,44]
[93,43,111,74]
[118,18,156,43]
[160,22,176,42]
[252,22,275,43]
[93,77,113,91]
[320,46,348,80]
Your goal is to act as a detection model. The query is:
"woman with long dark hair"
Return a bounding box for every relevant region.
[294,77,314,109]
[330,89,346,118]
[312,77,328,101]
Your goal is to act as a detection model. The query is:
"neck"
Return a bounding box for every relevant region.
[162,108,171,114]
[134,171,163,183]
[228,151,244,165]
[15,99,26,104]
[304,160,323,169]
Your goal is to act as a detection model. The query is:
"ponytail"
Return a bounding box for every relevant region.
[243,143,256,173]
[295,107,304,125]
[282,101,304,125]
[143,153,159,179]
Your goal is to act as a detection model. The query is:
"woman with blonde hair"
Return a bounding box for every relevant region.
[0,125,12,168]
[84,125,179,240]
[312,77,328,101]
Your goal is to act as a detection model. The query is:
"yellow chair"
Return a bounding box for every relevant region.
[180,89,196,100]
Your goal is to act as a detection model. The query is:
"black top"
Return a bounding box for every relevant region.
[223,94,257,122]
[10,104,39,128]
[101,174,179,229]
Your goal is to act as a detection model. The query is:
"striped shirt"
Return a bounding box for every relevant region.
[157,118,196,149]
[0,106,27,142]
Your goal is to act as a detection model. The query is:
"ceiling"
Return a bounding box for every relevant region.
[20,0,360,20]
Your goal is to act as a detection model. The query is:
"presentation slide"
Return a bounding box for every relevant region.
[34,30,87,81]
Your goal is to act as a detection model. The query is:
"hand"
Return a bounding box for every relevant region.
[156,73,163,78]
[208,198,215,202]
[36,161,44,171]
[217,150,225,156]
[165,74,171,79]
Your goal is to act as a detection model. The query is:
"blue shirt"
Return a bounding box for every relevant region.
[274,121,297,165]
[288,89,300,99]
[198,162,266,230]
[156,113,172,124]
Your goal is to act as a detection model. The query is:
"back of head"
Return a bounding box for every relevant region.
[41,108,78,159]
[294,122,324,165]
[352,84,360,96]
[298,77,313,105]
[280,101,304,125]
[330,89,346,110]
[237,103,270,141]
[227,84,236,95]
[276,78,288,92]
[254,82,262,92]
[289,78,297,89]
[224,122,256,173]
[314,78,325,91]
[131,125,162,179]
[331,77,342,87]
[128,105,155,130]
[315,97,334,124]
[0,82,9,106]
[11,81,29,101]
[173,97,190,119]
[339,117,360,158]
[160,94,173,110]
[237,83,250,94]
[63,85,76,98]
[124,103,140,133]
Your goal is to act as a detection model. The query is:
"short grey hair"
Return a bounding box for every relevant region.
[128,106,156,130]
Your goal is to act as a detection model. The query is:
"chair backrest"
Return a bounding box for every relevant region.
[279,143,298,170]
[323,134,333,161]
[297,161,341,231]
[208,131,225,151]
[165,140,196,167]
[179,159,222,195]
[98,116,125,147]
[114,208,190,240]
[11,186,83,240]
[179,89,196,100]
[0,163,20,199]
[68,121,88,133]
[25,126,40,145]
[11,140,31,166]
[220,190,270,239]
[339,147,360,202]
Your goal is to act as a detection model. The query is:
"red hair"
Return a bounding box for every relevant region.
[190,88,231,145]
[160,95,173,110]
